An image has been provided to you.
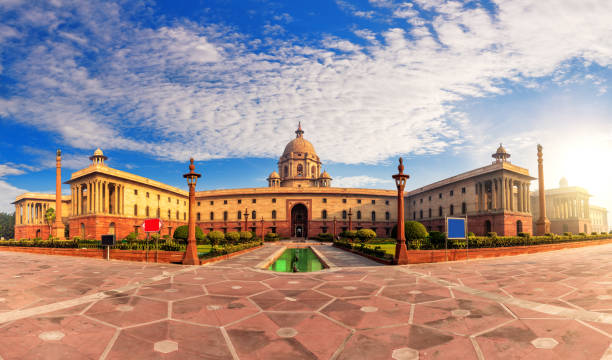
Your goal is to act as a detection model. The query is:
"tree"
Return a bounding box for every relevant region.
[0,212,15,240]
[391,221,428,240]
[44,208,55,240]
[356,229,376,242]
[173,225,204,242]
[225,231,240,244]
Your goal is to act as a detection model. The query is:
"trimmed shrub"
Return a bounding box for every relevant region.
[173,225,204,242]
[123,232,138,242]
[225,231,241,244]
[391,221,428,240]
[486,232,497,238]
[468,232,475,237]
[356,229,376,242]
[341,230,357,240]
[563,232,572,236]
[518,232,530,238]
[316,233,333,242]
[265,232,280,242]
[240,231,253,242]
[428,231,447,249]
[591,232,598,235]
[207,231,225,247]
[578,232,586,236]
[160,241,181,251]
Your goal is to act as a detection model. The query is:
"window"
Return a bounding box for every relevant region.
[342,210,347,219]
[134,205,138,216]
[429,196,432,201]
[272,210,277,219]
[197,202,201,206]
[176,199,179,204]
[429,208,432,218]
[297,164,304,176]
[146,206,150,217]
[210,212,214,220]
[224,200,227,204]
[237,211,242,220]
[357,199,362,204]
[272,198,276,203]
[357,211,362,220]
[385,200,389,205]
[385,211,390,220]
[252,210,256,219]
[450,204,454,215]
[284,166,288,177]
[311,166,316,177]
[156,208,160,218]
[439,206,443,217]
[462,202,467,214]
[146,192,149,198]
[322,227,328,233]
[323,198,327,203]
[322,210,327,219]
[252,199,256,204]
[175,211,178,219]
[413,200,416,206]
[223,211,228,221]
[157,194,160,200]
[450,190,454,197]
[183,212,186,220]
[385,227,391,236]
[462,187,466,194]
[134,189,138,195]
[167,209,171,219]
[371,200,375,204]
[197,213,201,221]
[210,201,214,205]
[238,199,242,204]
[342,199,347,203]
[184,201,186,206]
[413,211,416,220]
[168,197,171,202]
[517,220,523,234]
[439,193,442,199]
[420,198,423,204]
[371,211,376,221]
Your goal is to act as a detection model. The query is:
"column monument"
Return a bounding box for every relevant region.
[182,158,201,265]
[536,144,550,235]
[53,150,65,240]
[392,157,410,265]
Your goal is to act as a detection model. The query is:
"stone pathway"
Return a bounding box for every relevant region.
[1,243,612,359]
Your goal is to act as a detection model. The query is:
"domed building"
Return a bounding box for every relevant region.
[17,126,597,240]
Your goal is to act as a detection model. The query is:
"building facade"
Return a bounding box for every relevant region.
[530,178,609,234]
[406,145,535,236]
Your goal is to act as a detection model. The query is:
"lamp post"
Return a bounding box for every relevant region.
[244,208,249,232]
[333,217,337,240]
[182,158,201,265]
[260,217,264,243]
[392,157,410,265]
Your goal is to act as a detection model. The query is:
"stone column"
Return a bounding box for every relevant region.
[106,182,110,214]
[114,184,119,216]
[53,150,65,239]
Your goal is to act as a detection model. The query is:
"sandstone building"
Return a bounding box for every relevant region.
[14,126,605,240]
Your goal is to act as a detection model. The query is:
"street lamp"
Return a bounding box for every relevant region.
[392,157,410,265]
[182,158,201,265]
[260,217,264,243]
[244,208,249,231]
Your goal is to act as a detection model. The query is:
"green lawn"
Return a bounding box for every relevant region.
[197,245,216,254]
[363,243,396,256]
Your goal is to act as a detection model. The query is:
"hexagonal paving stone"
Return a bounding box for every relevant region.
[476,319,612,359]
[107,320,232,359]
[172,295,259,326]
[503,281,575,301]
[312,270,367,282]
[263,276,323,290]
[225,269,276,281]
[338,324,477,360]
[413,298,513,336]
[227,312,350,360]
[136,282,205,301]
[563,289,612,311]
[206,280,269,297]
[316,281,380,298]
[381,283,451,304]
[0,315,115,360]
[172,271,227,285]
[321,296,412,329]
[85,296,168,327]
[250,289,331,311]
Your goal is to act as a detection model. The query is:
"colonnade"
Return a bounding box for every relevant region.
[475,177,531,213]
[17,201,51,224]
[551,196,589,219]
[71,179,124,216]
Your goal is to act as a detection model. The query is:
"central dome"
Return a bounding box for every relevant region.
[282,122,317,157]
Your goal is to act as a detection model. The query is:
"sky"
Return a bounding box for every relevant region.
[0,0,611,227]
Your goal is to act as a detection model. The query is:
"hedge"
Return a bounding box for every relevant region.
[199,240,262,259]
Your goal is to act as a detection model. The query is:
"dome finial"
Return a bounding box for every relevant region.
[492,143,510,163]
[295,122,304,138]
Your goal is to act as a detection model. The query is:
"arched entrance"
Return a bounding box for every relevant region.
[291,204,308,238]
[109,222,116,235]
[516,220,523,234]
[485,220,492,234]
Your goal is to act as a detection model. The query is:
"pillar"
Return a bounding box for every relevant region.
[114,184,119,215]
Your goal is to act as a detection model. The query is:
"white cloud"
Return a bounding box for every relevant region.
[0,164,25,177]
[0,180,26,213]
[0,0,611,169]
[333,175,395,189]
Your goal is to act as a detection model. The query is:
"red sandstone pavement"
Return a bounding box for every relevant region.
[2,244,612,359]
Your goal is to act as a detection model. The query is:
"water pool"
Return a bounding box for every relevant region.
[268,247,324,273]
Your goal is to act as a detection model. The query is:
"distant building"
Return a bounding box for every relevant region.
[530,178,608,234]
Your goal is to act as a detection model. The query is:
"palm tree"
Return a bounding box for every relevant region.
[44,208,55,241]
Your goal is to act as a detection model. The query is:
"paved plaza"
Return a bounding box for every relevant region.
[2,244,612,359]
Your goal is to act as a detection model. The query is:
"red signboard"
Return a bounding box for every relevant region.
[142,219,162,232]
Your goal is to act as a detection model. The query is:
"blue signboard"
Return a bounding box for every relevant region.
[447,217,467,239]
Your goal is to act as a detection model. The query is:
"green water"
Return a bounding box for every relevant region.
[268,248,324,273]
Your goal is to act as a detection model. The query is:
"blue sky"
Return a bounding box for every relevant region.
[0,0,611,226]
